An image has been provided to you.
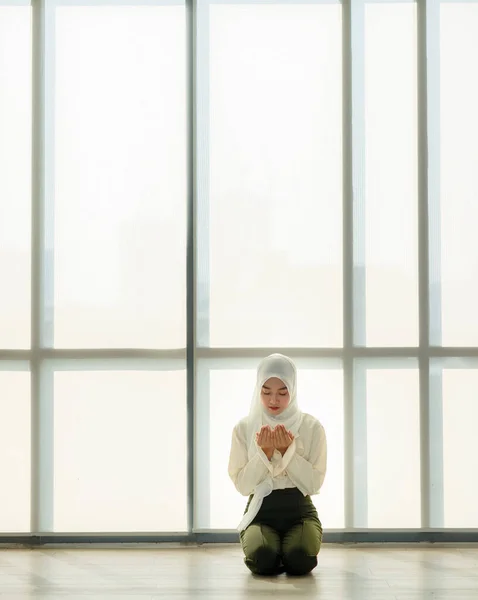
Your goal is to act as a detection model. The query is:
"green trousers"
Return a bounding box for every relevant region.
[240,488,323,576]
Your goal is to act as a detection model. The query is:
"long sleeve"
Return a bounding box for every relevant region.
[228,424,274,496]
[274,421,327,496]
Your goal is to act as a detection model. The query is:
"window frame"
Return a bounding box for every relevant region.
[1,0,478,543]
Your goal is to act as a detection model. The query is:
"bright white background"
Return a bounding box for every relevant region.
[1,0,478,534]
[53,369,187,532]
[364,3,418,347]
[440,4,478,346]
[0,6,31,350]
[365,367,421,528]
[53,5,187,349]
[0,369,31,532]
[442,368,478,527]
[204,2,343,348]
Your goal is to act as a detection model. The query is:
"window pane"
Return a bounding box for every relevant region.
[442,369,478,527]
[363,3,418,346]
[0,370,30,533]
[200,3,343,347]
[195,361,344,529]
[440,5,478,346]
[53,369,187,532]
[0,7,31,349]
[300,368,344,528]
[365,367,421,527]
[53,6,186,348]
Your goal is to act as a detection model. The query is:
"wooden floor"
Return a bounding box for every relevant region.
[0,544,478,599]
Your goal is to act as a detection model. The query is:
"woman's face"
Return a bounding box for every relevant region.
[260,377,290,416]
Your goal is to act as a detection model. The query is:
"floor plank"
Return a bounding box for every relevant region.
[0,544,477,599]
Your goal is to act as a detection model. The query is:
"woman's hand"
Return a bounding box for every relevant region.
[256,425,275,460]
[272,424,294,456]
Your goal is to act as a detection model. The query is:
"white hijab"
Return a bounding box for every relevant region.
[238,354,303,531]
[246,353,303,455]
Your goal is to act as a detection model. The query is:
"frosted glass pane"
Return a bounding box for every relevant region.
[0,371,31,533]
[364,4,418,346]
[366,368,421,527]
[53,6,186,348]
[53,369,187,532]
[196,363,344,529]
[440,5,478,346]
[442,369,478,527]
[202,4,343,347]
[0,7,31,349]
[298,369,344,528]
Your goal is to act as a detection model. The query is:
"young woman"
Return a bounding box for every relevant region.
[228,354,327,576]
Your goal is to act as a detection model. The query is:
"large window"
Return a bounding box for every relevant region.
[1,0,188,535]
[1,0,478,538]
[53,4,186,349]
[439,4,478,346]
[0,368,30,532]
[197,1,343,348]
[363,2,418,346]
[0,4,31,349]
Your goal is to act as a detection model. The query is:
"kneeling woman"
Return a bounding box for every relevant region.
[228,354,327,576]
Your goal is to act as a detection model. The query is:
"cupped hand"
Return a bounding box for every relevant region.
[272,424,294,455]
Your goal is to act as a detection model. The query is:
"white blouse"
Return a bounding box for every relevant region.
[228,413,327,498]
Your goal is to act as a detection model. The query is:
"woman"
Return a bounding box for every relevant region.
[228,354,327,576]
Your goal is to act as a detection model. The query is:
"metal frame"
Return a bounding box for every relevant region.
[417,0,432,531]
[186,0,197,539]
[5,346,478,361]
[2,530,478,547]
[1,0,478,544]
[31,0,48,535]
